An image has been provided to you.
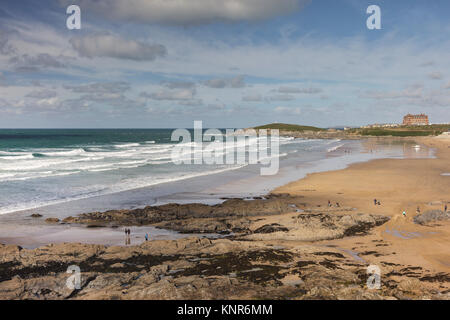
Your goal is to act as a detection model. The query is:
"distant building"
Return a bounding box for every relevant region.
[402,114,429,126]
[360,123,399,129]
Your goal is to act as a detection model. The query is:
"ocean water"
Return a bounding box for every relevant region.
[0,129,347,215]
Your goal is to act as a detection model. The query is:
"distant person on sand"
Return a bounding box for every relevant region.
[445,204,448,212]
[145,233,148,241]
[416,206,421,214]
[402,211,406,217]
[328,200,331,207]
[125,228,130,245]
[336,202,340,207]
[374,199,377,205]
[125,228,131,245]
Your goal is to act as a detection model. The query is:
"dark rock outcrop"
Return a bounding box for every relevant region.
[413,210,450,225]
[0,238,447,300]
[63,195,306,227]
[254,223,289,234]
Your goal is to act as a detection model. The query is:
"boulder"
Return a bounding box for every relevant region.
[414,210,450,225]
[254,223,289,234]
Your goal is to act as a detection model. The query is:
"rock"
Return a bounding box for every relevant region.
[248,213,390,242]
[398,278,426,295]
[30,214,42,218]
[62,216,77,223]
[63,195,307,227]
[0,237,446,300]
[254,223,289,234]
[0,276,24,299]
[45,218,60,223]
[414,210,450,225]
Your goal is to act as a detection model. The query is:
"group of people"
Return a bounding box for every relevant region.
[404,204,448,218]
[124,228,131,245]
[124,228,150,245]
[327,200,340,207]
[373,198,381,206]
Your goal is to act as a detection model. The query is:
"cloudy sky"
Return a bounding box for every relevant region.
[0,0,449,128]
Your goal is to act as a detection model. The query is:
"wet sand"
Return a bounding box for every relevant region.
[0,223,216,249]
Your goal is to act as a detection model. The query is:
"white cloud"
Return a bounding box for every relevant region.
[242,94,262,101]
[278,86,322,94]
[36,96,61,110]
[64,0,310,25]
[204,75,245,88]
[25,89,57,99]
[161,81,196,89]
[428,71,443,80]
[269,94,295,101]
[274,106,302,115]
[0,72,8,86]
[360,86,424,100]
[70,34,167,61]
[9,53,70,72]
[0,29,16,55]
[142,88,196,101]
[65,82,131,94]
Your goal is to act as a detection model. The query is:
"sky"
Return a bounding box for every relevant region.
[0,0,449,128]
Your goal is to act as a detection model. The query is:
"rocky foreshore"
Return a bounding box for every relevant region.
[1,193,449,300]
[62,194,307,234]
[1,236,448,300]
[60,194,389,240]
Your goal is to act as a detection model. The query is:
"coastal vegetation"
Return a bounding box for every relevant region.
[254,123,450,137]
[253,123,325,132]
[348,124,450,137]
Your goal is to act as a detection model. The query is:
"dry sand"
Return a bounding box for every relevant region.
[273,135,450,274]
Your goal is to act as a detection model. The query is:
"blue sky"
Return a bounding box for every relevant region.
[0,0,449,128]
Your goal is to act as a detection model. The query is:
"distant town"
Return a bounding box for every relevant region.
[253,114,450,139]
[351,113,447,130]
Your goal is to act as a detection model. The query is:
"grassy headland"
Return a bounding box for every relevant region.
[253,123,450,138]
[253,123,325,132]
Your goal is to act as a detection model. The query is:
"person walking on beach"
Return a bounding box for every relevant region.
[145,233,149,241]
[374,199,377,205]
[328,200,331,207]
[402,211,407,217]
[445,204,448,212]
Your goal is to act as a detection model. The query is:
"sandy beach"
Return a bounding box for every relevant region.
[274,136,450,274]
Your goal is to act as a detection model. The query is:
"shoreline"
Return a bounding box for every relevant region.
[1,136,449,300]
[0,137,431,247]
